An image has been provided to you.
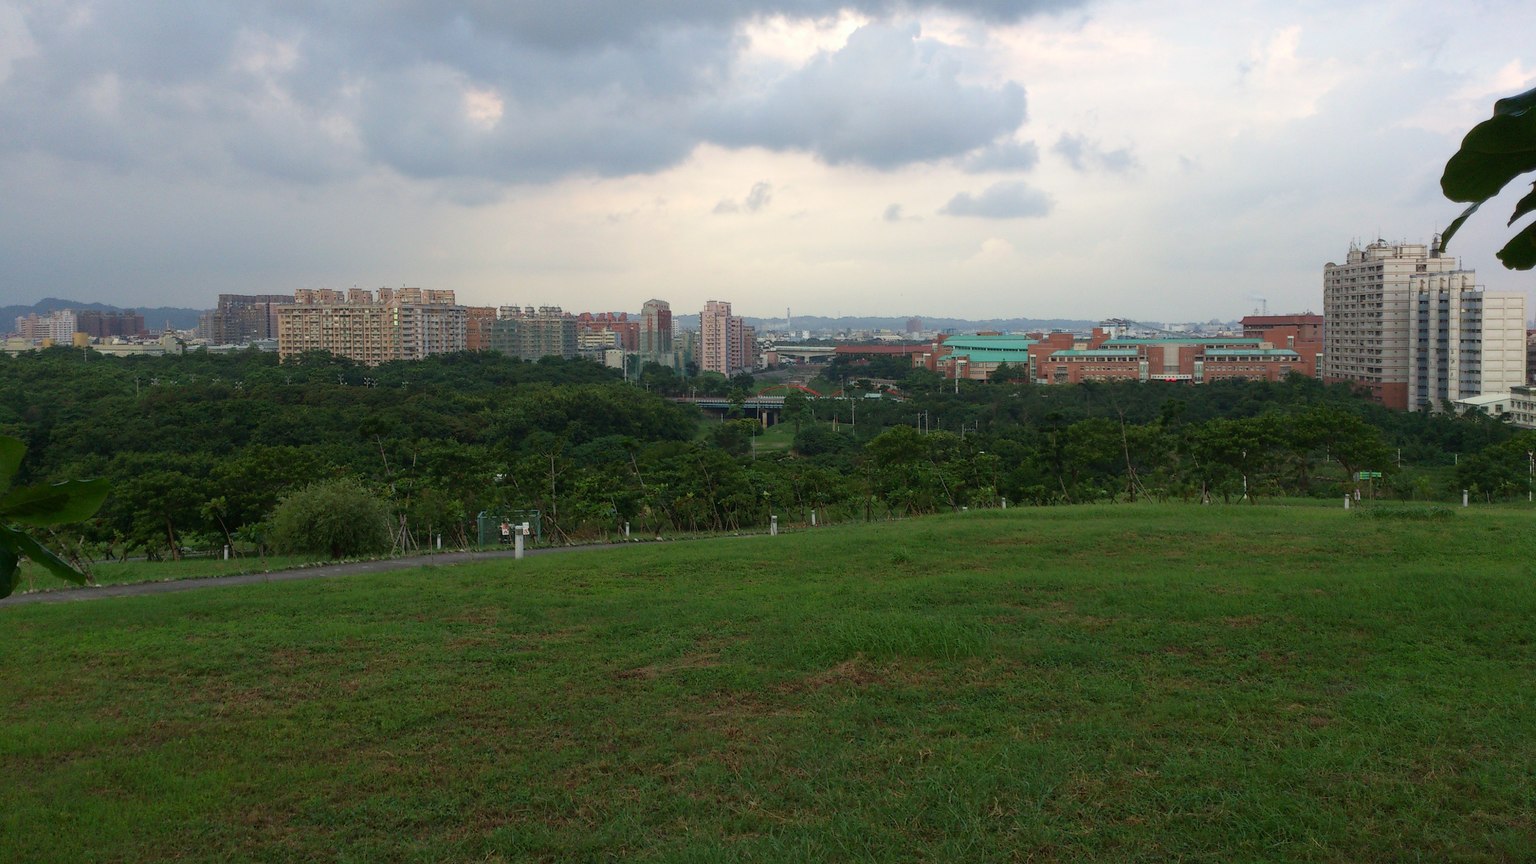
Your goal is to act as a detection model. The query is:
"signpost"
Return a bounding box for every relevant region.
[1352,470,1383,502]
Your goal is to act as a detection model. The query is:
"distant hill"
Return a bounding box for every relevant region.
[670,313,1101,334]
[3,298,205,332]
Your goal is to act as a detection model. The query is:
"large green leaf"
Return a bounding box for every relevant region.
[1439,202,1481,249]
[1496,220,1536,270]
[1440,143,1536,204]
[1494,86,1536,116]
[1440,86,1536,259]
[1508,183,1536,226]
[0,478,110,526]
[0,436,23,493]
[1460,105,1536,155]
[0,524,87,593]
[0,547,18,599]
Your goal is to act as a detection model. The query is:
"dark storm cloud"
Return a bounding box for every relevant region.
[940,180,1052,218]
[354,1,1082,50]
[0,1,1071,187]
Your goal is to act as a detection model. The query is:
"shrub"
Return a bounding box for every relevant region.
[268,478,393,559]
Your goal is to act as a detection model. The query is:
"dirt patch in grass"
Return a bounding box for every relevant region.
[613,651,721,680]
[1066,614,1120,630]
[774,655,912,694]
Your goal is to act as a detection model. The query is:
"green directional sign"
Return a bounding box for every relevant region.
[1355,471,1383,480]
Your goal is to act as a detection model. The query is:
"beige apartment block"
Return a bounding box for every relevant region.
[277,288,466,365]
[699,299,755,375]
[1323,239,1463,409]
[700,300,733,375]
[1407,273,1526,411]
[491,306,577,361]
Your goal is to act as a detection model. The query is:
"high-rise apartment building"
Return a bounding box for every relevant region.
[1407,272,1525,411]
[578,312,639,352]
[202,294,294,344]
[276,288,466,364]
[1323,239,1463,409]
[464,306,497,351]
[14,310,78,343]
[76,310,146,339]
[699,300,731,375]
[640,299,673,363]
[1324,238,1525,410]
[491,306,578,361]
[732,318,757,373]
[700,300,758,375]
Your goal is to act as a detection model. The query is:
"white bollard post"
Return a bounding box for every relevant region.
[624,522,630,538]
[1462,489,1469,508]
[770,515,778,536]
[514,522,529,559]
[810,510,817,527]
[223,544,230,560]
[1344,495,1350,510]
[1001,497,1007,509]
[436,534,442,550]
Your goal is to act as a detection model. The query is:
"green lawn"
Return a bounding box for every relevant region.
[12,552,325,593]
[3,504,1533,862]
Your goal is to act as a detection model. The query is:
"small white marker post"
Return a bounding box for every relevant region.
[770,515,778,536]
[624,522,630,538]
[1344,495,1350,510]
[1001,497,1008,509]
[1462,489,1469,508]
[223,545,230,560]
[810,510,817,527]
[514,522,530,559]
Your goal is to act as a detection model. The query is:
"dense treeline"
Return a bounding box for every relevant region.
[1,345,1527,559]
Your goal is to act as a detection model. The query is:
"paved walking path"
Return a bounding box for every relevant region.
[0,543,630,608]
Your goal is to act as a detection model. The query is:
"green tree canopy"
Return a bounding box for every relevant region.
[268,478,394,560]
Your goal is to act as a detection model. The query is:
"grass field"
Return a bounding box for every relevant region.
[12,552,325,593]
[3,503,1533,862]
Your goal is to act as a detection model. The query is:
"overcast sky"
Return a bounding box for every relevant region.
[2,0,1533,321]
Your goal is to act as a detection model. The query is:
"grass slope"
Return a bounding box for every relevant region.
[3,504,1533,862]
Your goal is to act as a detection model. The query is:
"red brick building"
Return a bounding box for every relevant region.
[1240,314,1323,378]
[577,312,640,352]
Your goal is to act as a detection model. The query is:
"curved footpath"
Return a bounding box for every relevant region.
[0,543,630,608]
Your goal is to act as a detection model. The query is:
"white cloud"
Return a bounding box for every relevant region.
[940,180,1052,218]
[1052,132,1135,173]
[701,21,1028,167]
[0,1,38,86]
[4,0,1535,321]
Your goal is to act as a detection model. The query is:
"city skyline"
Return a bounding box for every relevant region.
[1,1,1533,320]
